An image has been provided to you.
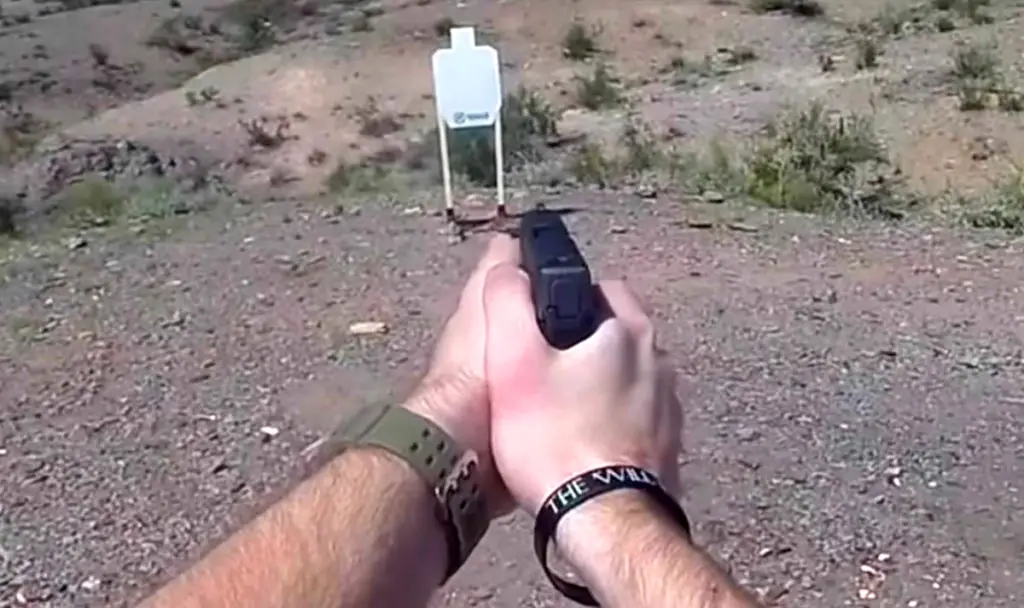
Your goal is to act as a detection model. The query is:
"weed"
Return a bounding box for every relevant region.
[235,13,276,52]
[996,89,1024,113]
[950,41,1008,111]
[743,103,909,217]
[355,98,403,137]
[240,116,290,148]
[569,118,667,187]
[935,15,957,32]
[185,86,221,107]
[88,43,110,67]
[563,20,601,61]
[50,177,212,228]
[854,36,881,70]
[146,16,202,56]
[747,0,824,18]
[307,148,328,166]
[325,162,397,194]
[725,46,758,66]
[433,17,457,38]
[575,62,621,110]
[669,55,720,88]
[1,105,44,166]
[671,140,745,195]
[932,0,955,9]
[619,119,664,175]
[962,169,1024,233]
[952,42,998,82]
[218,0,319,52]
[957,0,992,25]
[569,143,615,187]
[875,4,922,36]
[351,11,373,32]
[57,178,125,226]
[433,86,560,187]
[0,197,22,235]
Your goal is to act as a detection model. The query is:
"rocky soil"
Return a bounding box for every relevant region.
[1,0,1023,606]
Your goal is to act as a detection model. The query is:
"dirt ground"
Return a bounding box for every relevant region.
[2,0,1024,606]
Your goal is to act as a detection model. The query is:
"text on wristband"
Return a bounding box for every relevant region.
[544,466,660,516]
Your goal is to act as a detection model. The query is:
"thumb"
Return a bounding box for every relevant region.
[483,263,549,387]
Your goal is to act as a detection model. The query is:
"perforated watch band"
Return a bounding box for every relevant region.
[303,404,490,580]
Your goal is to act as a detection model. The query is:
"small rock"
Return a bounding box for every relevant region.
[635,184,658,199]
[736,427,761,442]
[66,236,88,250]
[79,575,101,592]
[702,190,725,203]
[259,426,280,440]
[727,221,758,233]
[348,321,389,336]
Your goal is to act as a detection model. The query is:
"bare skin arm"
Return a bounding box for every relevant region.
[559,492,762,608]
[139,446,445,608]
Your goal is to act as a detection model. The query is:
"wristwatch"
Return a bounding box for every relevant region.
[302,403,490,580]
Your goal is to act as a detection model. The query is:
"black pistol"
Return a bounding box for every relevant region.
[519,209,598,349]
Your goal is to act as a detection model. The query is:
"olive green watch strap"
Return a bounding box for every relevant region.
[304,404,490,580]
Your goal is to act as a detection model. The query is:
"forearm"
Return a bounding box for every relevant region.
[141,447,445,608]
[559,492,761,608]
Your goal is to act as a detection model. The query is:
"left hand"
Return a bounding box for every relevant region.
[403,234,517,518]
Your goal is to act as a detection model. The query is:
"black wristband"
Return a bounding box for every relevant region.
[532,465,692,606]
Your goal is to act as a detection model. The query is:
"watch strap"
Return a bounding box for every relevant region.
[305,404,490,580]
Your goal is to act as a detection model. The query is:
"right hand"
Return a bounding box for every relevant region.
[482,263,683,516]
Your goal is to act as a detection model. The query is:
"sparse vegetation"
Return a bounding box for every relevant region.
[936,14,957,32]
[355,98,403,137]
[961,168,1024,233]
[55,178,126,226]
[146,16,203,55]
[747,0,824,18]
[742,105,911,216]
[870,0,994,40]
[351,11,374,32]
[0,105,44,166]
[240,116,291,148]
[563,20,601,60]
[0,197,22,235]
[667,46,757,88]
[50,176,213,228]
[87,43,110,67]
[574,62,621,110]
[433,17,457,38]
[664,104,913,217]
[428,86,560,187]
[569,118,664,186]
[854,35,882,70]
[326,162,397,195]
[185,86,222,107]
[950,41,1021,112]
[569,142,617,187]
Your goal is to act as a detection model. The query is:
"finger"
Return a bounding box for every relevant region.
[477,233,520,271]
[483,263,550,382]
[457,234,521,309]
[597,280,655,346]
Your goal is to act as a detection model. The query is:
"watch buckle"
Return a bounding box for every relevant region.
[434,450,479,522]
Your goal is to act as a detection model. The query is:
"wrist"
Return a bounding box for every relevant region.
[556,489,691,584]
[332,446,449,580]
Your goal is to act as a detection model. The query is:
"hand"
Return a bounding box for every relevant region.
[402,235,517,517]
[482,265,683,516]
